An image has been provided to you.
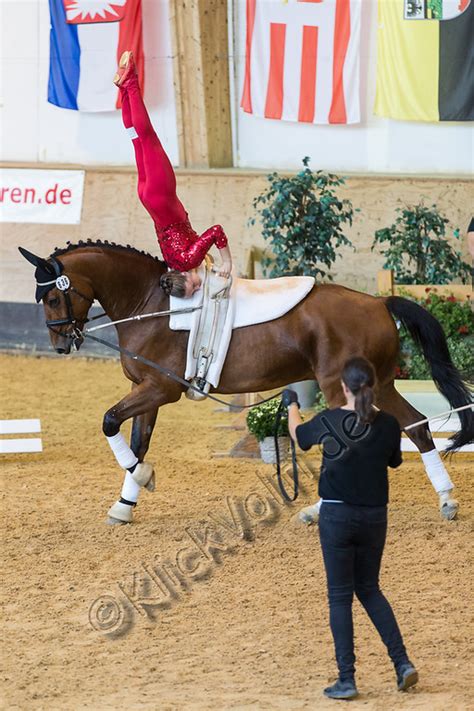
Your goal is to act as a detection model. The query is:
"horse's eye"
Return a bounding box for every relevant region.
[48,297,60,308]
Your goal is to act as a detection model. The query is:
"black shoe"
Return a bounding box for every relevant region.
[323,679,358,700]
[396,663,418,691]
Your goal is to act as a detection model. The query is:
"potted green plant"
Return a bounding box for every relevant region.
[251,156,355,279]
[372,203,471,285]
[246,398,290,464]
[250,157,356,406]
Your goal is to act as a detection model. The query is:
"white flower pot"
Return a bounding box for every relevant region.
[259,436,290,464]
[289,380,318,409]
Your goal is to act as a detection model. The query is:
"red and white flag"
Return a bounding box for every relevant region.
[241,0,361,124]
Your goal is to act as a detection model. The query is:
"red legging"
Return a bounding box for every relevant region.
[119,75,228,271]
[119,75,187,228]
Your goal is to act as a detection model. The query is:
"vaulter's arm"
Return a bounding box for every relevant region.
[288,402,304,443]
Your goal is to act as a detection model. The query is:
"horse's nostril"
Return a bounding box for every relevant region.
[56,348,66,354]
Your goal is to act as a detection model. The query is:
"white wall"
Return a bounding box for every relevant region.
[231,0,474,174]
[0,0,473,174]
[0,0,179,165]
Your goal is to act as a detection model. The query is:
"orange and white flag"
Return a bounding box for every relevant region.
[241,0,361,124]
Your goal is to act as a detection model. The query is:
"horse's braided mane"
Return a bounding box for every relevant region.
[51,239,166,267]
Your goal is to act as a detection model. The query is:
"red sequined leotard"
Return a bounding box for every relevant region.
[118,69,228,272]
[157,220,227,272]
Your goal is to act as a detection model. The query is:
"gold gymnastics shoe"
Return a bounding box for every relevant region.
[113,50,135,87]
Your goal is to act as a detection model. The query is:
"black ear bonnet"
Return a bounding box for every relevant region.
[18,247,65,303]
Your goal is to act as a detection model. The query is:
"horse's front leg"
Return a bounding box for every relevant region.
[108,406,160,525]
[131,407,159,462]
[102,381,171,525]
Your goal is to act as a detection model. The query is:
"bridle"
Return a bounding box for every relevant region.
[39,258,94,340]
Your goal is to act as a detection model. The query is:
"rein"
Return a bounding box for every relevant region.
[274,401,299,502]
[82,330,284,410]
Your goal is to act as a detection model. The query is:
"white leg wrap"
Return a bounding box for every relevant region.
[421,449,454,494]
[106,433,138,470]
[126,126,138,139]
[121,470,141,503]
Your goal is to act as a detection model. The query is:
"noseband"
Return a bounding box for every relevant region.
[40,258,93,340]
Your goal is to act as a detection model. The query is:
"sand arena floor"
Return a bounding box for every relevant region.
[1,354,473,710]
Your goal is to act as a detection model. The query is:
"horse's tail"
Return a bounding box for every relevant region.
[384,295,473,452]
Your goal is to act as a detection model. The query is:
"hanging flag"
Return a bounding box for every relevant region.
[241,0,361,125]
[48,0,144,112]
[375,0,474,121]
[404,0,470,20]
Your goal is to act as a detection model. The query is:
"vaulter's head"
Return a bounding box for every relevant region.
[160,269,202,298]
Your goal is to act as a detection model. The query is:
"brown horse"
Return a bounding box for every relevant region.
[19,241,473,523]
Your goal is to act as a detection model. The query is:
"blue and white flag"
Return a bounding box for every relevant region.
[48,0,144,112]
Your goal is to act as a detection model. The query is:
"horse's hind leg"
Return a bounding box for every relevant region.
[377,383,458,520]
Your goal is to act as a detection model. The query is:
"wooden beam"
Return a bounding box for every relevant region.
[377,269,394,295]
[377,269,471,300]
[394,284,471,300]
[169,0,233,168]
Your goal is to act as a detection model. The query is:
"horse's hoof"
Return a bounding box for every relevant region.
[440,500,459,521]
[131,462,155,491]
[107,500,134,524]
[106,516,129,526]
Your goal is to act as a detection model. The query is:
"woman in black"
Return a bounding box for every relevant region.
[283,357,418,700]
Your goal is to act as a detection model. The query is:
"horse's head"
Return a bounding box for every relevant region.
[19,247,94,354]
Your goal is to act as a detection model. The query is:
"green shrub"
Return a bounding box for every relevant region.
[246,398,289,442]
[420,291,473,338]
[372,203,471,285]
[448,336,474,379]
[406,351,431,380]
[250,157,355,279]
[314,390,328,413]
[405,337,474,381]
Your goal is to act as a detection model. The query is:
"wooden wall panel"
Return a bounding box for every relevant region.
[1,166,472,304]
[169,0,232,168]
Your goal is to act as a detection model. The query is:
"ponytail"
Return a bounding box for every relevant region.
[342,357,376,424]
[354,382,375,424]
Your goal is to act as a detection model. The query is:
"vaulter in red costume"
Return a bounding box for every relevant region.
[114,52,232,277]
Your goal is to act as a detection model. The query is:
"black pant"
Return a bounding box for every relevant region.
[318,502,409,681]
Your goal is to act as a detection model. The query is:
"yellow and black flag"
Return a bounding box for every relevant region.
[375,0,474,121]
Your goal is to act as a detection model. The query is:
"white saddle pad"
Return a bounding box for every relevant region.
[170,268,315,331]
[169,268,314,389]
